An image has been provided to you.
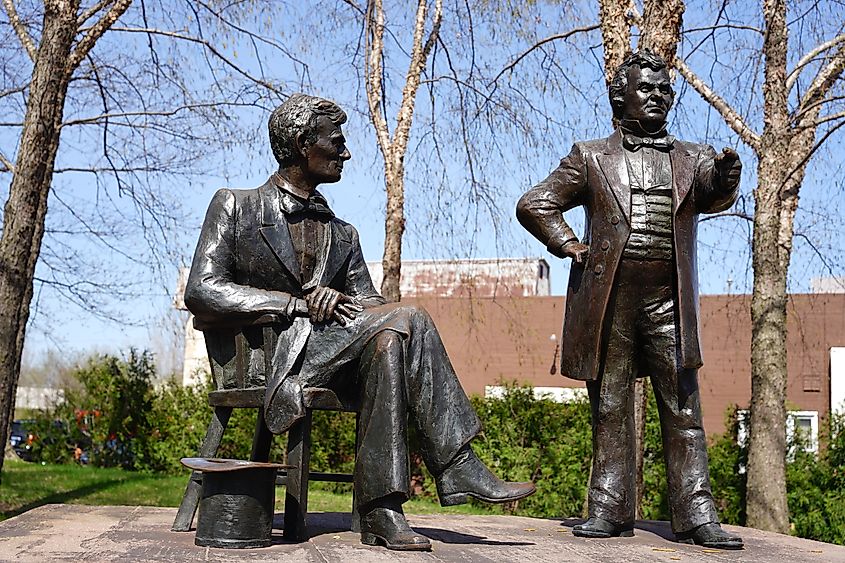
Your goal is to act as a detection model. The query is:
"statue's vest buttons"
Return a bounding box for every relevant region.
[601,241,610,251]
[611,215,620,225]
[594,264,604,275]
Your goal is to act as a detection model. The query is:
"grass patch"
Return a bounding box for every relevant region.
[1,460,488,520]
[0,459,186,520]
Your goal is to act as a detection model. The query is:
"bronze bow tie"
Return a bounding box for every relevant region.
[288,196,335,219]
[623,134,675,152]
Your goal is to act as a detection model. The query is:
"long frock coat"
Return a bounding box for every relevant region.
[516,129,738,382]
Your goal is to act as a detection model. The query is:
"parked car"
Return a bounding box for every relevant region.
[9,419,36,461]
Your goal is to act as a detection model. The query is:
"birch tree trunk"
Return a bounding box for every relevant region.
[0,0,78,482]
[365,0,442,303]
[675,0,845,532]
[745,0,791,532]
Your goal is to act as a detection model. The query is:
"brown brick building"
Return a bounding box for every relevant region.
[408,293,845,436]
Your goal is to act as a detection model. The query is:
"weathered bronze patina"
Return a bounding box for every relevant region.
[185,94,535,551]
[517,50,743,550]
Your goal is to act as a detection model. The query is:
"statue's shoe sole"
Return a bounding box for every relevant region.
[572,528,634,538]
[676,537,744,550]
[439,486,537,507]
[361,532,432,551]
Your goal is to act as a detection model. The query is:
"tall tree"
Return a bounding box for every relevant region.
[672,0,845,533]
[0,0,133,482]
[0,0,293,479]
[363,0,443,302]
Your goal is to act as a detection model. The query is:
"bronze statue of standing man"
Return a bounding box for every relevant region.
[517,50,743,549]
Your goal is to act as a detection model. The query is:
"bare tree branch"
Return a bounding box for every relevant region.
[792,93,845,122]
[0,84,28,99]
[808,109,845,128]
[68,0,133,71]
[797,42,845,123]
[340,0,365,16]
[195,0,310,75]
[77,0,112,26]
[365,0,391,155]
[0,151,14,173]
[393,0,442,155]
[675,56,762,150]
[2,0,36,60]
[699,211,753,222]
[491,24,600,84]
[684,24,763,34]
[786,32,845,91]
[61,101,261,127]
[779,117,845,191]
[110,26,283,94]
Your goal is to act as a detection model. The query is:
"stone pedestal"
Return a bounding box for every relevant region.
[0,504,841,562]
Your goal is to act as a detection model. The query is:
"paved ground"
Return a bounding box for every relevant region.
[0,504,842,562]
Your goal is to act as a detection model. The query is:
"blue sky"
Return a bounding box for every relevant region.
[2,1,843,367]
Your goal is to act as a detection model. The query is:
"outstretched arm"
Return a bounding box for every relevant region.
[516,143,589,263]
[695,146,741,214]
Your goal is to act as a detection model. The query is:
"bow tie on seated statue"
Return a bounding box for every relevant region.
[184,94,535,552]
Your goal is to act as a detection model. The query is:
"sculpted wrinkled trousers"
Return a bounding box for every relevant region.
[586,258,718,533]
[298,303,482,507]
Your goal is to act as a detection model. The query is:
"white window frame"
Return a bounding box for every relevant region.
[736,409,819,454]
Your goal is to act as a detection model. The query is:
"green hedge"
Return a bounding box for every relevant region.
[26,352,845,544]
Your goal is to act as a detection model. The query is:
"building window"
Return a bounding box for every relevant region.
[736,409,819,454]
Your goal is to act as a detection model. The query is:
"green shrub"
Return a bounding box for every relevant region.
[31,350,157,469]
[787,414,845,544]
[706,407,747,525]
[469,386,593,517]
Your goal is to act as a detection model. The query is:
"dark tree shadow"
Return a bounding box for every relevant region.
[2,475,146,519]
[413,527,534,546]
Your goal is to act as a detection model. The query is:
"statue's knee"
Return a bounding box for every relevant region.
[370,330,404,356]
[397,304,432,326]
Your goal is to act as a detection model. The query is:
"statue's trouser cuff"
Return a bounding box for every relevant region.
[586,258,718,533]
[344,306,480,507]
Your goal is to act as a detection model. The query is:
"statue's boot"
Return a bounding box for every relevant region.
[676,522,743,550]
[435,446,536,506]
[572,517,634,538]
[360,497,431,551]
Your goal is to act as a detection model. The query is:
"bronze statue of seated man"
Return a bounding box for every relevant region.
[184,93,536,551]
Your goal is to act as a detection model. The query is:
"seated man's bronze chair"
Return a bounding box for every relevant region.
[171,314,359,541]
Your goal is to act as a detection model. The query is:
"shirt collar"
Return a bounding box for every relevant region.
[270,173,334,218]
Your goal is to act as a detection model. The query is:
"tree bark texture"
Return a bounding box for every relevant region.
[598,0,633,87]
[381,157,405,303]
[0,0,80,480]
[640,0,684,73]
[746,0,791,534]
